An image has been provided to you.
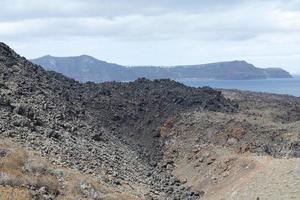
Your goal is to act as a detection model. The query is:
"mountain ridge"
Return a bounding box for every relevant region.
[31,55,293,82]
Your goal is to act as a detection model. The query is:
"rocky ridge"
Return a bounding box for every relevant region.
[0,42,237,199]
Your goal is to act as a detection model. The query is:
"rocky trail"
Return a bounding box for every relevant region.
[228,156,300,200]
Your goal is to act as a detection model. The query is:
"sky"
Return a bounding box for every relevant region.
[1,0,300,74]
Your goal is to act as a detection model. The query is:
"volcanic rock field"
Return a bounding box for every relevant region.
[0,42,299,200]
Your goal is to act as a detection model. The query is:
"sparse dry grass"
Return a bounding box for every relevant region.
[102,193,141,200]
[62,173,141,200]
[0,140,141,200]
[0,143,60,198]
[63,174,108,199]
[1,149,28,171]
[0,186,31,200]
[26,175,60,193]
[0,149,28,188]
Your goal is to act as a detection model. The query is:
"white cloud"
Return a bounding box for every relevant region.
[1,7,299,41]
[1,0,300,73]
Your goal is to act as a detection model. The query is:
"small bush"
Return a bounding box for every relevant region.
[73,180,103,198]
[26,175,60,194]
[65,177,107,200]
[22,159,48,175]
[0,172,24,187]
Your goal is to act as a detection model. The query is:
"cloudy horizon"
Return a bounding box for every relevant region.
[1,0,300,74]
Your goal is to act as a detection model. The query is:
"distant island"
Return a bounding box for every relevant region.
[31,55,293,83]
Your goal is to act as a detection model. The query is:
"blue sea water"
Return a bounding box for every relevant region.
[178,76,300,97]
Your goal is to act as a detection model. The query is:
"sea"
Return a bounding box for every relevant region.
[178,76,300,97]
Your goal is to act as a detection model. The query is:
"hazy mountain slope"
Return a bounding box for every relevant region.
[31,55,134,82]
[31,56,292,82]
[264,67,293,78]
[132,61,284,80]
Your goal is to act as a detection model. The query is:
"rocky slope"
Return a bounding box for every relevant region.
[31,55,292,82]
[0,42,236,199]
[1,42,299,200]
[31,55,133,82]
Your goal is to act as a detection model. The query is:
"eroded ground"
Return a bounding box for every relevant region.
[161,90,300,200]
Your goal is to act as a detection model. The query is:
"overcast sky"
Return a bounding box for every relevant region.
[1,0,300,74]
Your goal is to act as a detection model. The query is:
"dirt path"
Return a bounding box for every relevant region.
[205,156,300,200]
